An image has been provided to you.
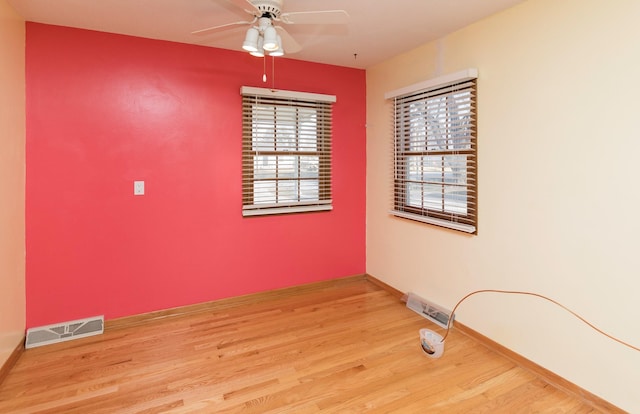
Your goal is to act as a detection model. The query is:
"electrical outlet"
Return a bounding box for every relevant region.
[134,180,145,195]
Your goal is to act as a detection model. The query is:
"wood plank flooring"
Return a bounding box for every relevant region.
[0,277,603,413]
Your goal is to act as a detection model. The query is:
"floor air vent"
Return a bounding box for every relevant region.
[26,315,104,349]
[405,293,454,329]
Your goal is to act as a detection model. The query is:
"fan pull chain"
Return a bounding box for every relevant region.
[262,55,267,83]
[271,55,276,89]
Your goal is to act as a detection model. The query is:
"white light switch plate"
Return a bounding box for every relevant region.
[134,180,145,195]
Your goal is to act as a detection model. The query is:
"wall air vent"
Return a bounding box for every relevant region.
[25,315,104,349]
[405,292,454,329]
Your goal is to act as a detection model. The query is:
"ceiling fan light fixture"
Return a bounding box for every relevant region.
[242,27,259,52]
[195,1,349,58]
[269,36,284,56]
[262,26,278,51]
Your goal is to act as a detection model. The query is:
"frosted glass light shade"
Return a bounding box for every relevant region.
[269,36,284,56]
[250,37,264,57]
[242,27,259,52]
[262,26,278,51]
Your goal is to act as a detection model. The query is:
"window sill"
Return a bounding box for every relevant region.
[243,204,333,217]
[390,210,476,234]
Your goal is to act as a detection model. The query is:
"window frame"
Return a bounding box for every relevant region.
[241,86,335,217]
[385,69,478,234]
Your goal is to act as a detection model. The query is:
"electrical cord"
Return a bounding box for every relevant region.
[439,289,640,352]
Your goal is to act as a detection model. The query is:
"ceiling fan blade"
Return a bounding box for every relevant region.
[191,19,255,36]
[279,10,350,25]
[275,26,302,54]
[226,0,260,14]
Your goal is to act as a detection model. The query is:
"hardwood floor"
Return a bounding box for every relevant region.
[0,277,604,413]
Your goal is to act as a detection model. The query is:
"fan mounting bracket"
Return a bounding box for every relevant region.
[249,0,283,19]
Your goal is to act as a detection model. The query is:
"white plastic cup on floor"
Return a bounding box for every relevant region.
[419,328,445,358]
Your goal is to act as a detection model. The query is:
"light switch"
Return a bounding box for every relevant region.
[134,180,145,195]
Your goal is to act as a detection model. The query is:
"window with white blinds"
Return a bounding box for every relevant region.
[386,69,478,234]
[241,87,334,217]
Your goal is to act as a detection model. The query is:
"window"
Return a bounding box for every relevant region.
[241,87,334,216]
[386,69,477,234]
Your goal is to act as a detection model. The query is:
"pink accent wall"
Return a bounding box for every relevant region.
[26,23,366,328]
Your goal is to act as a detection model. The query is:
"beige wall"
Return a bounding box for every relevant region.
[0,0,25,367]
[366,0,640,411]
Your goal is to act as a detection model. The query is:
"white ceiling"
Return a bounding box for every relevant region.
[7,0,526,69]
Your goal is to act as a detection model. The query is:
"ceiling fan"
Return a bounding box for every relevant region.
[192,0,350,56]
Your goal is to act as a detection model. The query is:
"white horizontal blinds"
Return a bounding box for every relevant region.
[242,89,333,216]
[392,76,477,233]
